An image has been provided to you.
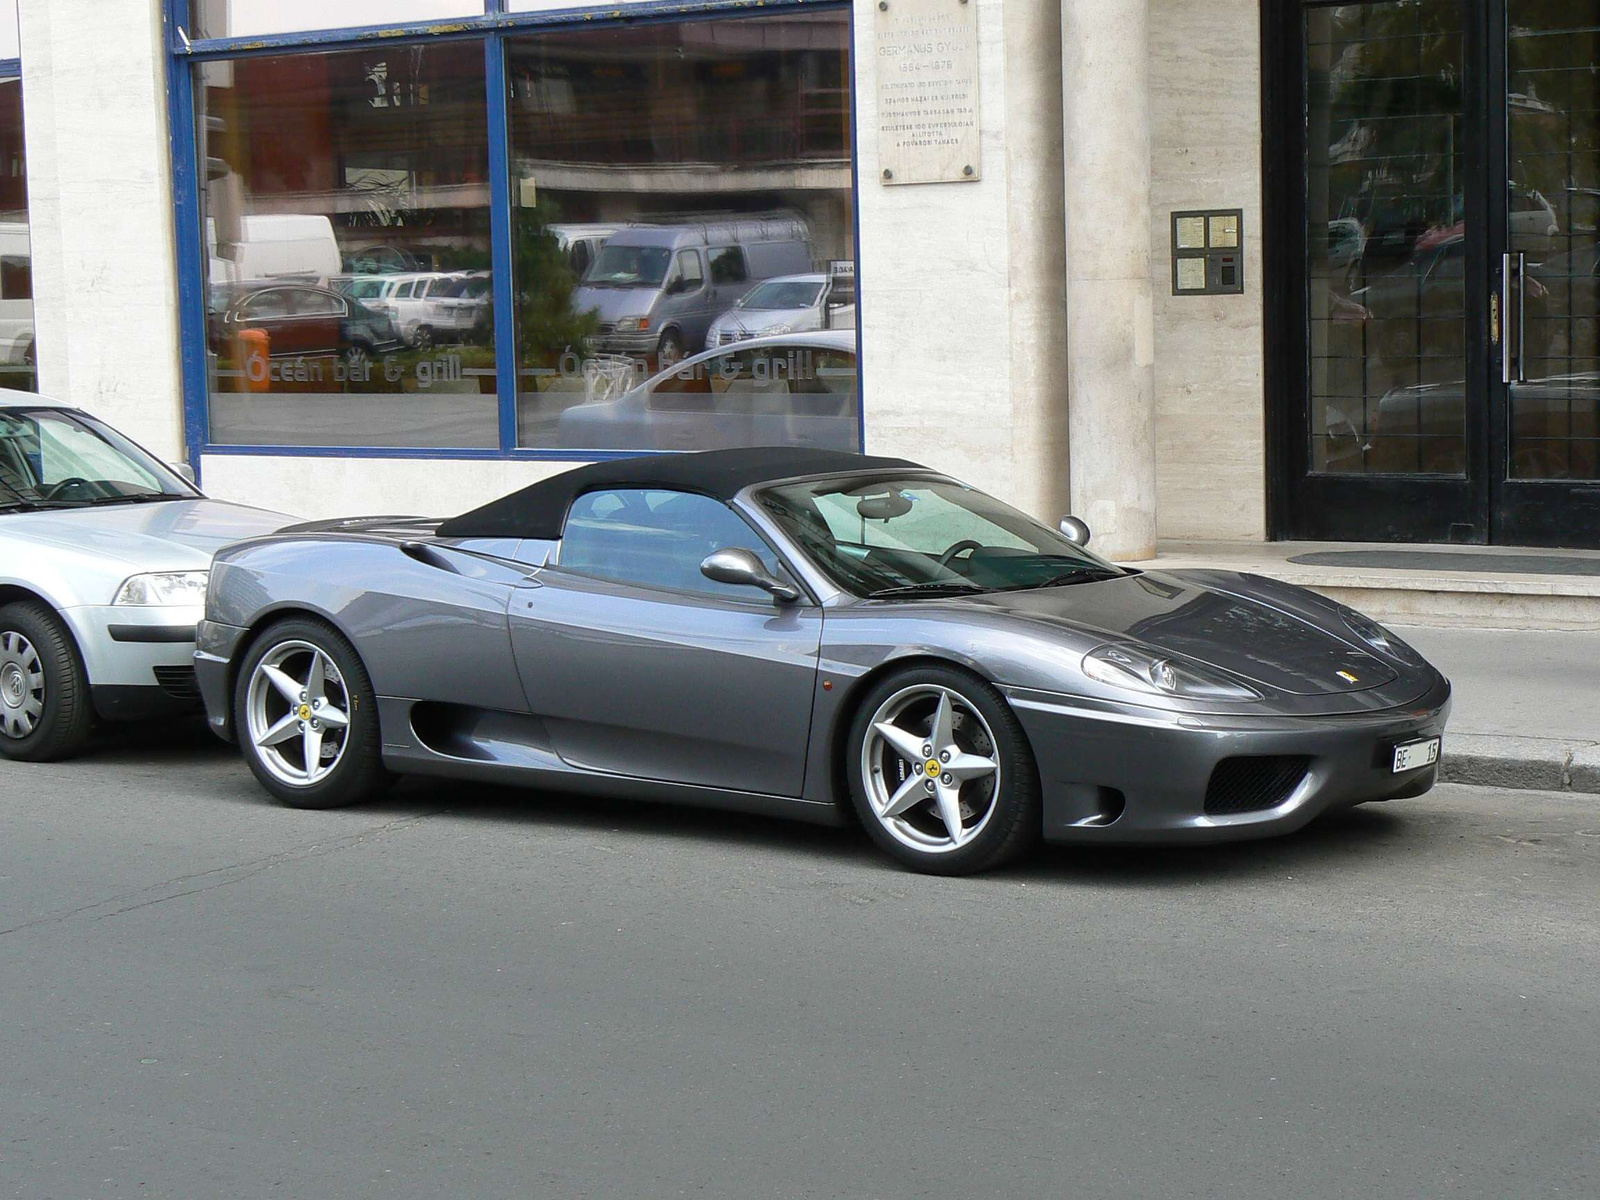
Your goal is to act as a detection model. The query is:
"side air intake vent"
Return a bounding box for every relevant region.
[1204,756,1311,816]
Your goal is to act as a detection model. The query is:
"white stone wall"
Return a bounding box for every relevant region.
[200,454,575,520]
[19,0,187,462]
[1147,0,1266,541]
[853,0,1070,524]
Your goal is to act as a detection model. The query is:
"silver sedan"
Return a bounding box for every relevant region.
[0,391,290,760]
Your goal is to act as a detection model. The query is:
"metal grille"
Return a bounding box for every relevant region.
[1203,756,1312,816]
[152,666,201,701]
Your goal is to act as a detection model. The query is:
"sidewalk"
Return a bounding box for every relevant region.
[1399,626,1600,794]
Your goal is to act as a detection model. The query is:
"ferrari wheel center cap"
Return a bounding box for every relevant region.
[298,703,312,720]
[924,758,941,777]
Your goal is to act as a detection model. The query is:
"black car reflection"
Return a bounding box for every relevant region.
[207,283,403,370]
[1369,373,1600,479]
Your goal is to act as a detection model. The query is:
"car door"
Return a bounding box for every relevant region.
[508,487,822,796]
[234,288,301,357]
[663,249,712,345]
[288,287,343,355]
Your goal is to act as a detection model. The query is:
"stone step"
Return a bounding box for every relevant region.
[1136,541,1600,631]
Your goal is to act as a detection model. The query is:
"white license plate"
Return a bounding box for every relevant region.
[1392,737,1441,773]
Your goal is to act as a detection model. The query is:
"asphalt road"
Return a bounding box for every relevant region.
[3,723,1597,1199]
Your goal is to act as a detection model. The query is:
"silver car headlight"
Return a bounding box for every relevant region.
[760,323,793,336]
[113,571,209,607]
[1083,643,1262,701]
[1341,609,1426,668]
[614,317,648,332]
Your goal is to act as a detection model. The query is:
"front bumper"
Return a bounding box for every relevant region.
[1008,674,1452,844]
[193,618,251,742]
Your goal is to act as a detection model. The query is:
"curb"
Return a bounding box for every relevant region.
[1439,734,1600,795]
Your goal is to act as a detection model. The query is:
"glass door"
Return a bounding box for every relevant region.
[1494,5,1600,545]
[1283,0,1491,543]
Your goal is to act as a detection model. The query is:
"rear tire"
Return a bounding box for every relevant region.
[846,665,1040,875]
[232,617,391,809]
[0,602,93,762]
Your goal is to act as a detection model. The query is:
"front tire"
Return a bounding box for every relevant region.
[846,665,1040,875]
[656,329,685,370]
[233,617,390,809]
[0,602,93,762]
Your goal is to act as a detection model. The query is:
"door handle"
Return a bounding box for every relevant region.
[1517,251,1527,384]
[1500,252,1513,384]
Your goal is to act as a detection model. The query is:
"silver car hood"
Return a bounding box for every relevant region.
[714,305,813,335]
[0,498,293,606]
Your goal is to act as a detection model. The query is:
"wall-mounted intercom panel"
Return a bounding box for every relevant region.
[1171,209,1244,296]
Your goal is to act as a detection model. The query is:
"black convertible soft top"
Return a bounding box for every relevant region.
[436,447,922,540]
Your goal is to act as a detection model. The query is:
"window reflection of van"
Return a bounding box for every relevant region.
[551,224,626,280]
[207,214,342,284]
[0,222,33,372]
[572,218,813,367]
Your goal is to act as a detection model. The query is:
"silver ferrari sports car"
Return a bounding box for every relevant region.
[195,448,1451,875]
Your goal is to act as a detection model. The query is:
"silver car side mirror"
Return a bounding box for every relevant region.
[1058,515,1091,546]
[169,462,197,485]
[701,547,800,603]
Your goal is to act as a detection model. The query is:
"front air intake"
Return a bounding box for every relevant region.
[1203,756,1311,816]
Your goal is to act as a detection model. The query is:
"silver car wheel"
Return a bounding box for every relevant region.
[860,683,1002,854]
[245,639,353,788]
[0,630,45,740]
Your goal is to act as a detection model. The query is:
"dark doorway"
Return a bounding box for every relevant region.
[1266,1,1600,547]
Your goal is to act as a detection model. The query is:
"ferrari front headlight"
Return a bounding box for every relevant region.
[1083,643,1261,701]
[113,571,209,607]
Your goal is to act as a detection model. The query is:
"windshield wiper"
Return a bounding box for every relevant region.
[81,492,184,505]
[1016,566,1125,591]
[865,580,989,600]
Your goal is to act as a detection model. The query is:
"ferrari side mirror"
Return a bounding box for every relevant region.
[700,547,800,603]
[1058,515,1091,546]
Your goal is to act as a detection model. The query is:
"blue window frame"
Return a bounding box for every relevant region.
[163,0,863,474]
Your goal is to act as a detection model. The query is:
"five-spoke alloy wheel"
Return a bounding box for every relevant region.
[234,618,388,808]
[847,665,1039,874]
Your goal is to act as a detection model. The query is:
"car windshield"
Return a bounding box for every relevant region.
[758,475,1126,597]
[739,281,824,310]
[584,245,672,288]
[342,278,389,300]
[0,407,197,512]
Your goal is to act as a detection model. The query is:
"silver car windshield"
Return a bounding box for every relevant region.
[758,475,1124,598]
[739,281,824,310]
[0,408,198,512]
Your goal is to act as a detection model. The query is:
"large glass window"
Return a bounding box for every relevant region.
[505,13,858,451]
[0,73,32,394]
[1305,3,1467,476]
[196,42,496,447]
[193,1,483,40]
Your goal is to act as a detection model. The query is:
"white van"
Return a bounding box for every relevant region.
[0,222,33,372]
[207,214,342,284]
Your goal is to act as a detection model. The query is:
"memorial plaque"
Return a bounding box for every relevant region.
[874,0,981,185]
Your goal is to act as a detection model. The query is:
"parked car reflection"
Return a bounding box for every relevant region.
[207,283,403,372]
[557,330,859,451]
[1368,373,1600,478]
[704,272,856,350]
